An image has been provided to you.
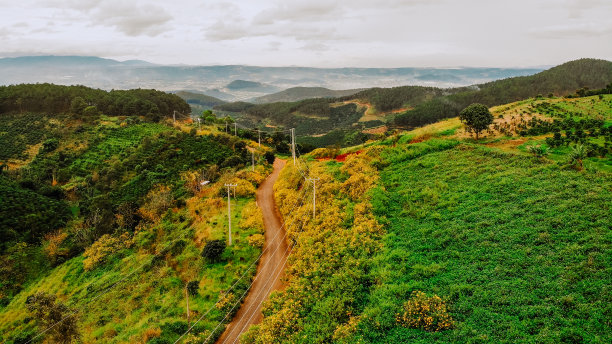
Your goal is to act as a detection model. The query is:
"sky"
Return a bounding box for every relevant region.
[0,0,611,68]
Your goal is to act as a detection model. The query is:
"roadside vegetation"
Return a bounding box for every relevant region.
[0,84,276,343]
[240,91,611,343]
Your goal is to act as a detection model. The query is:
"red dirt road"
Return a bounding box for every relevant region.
[215,159,288,344]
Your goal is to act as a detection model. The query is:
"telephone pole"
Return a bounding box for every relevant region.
[290,128,296,165]
[234,123,237,136]
[306,177,320,219]
[173,110,176,124]
[185,283,190,328]
[225,183,238,246]
[257,129,261,147]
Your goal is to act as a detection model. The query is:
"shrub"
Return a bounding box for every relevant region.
[83,233,130,270]
[247,234,265,248]
[187,280,199,296]
[264,151,275,164]
[527,144,549,158]
[201,239,226,263]
[396,290,454,332]
[26,292,80,343]
[568,144,587,170]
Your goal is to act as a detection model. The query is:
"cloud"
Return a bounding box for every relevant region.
[530,23,612,39]
[37,0,173,36]
[91,3,172,36]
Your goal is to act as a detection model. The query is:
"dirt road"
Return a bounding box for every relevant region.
[215,159,288,344]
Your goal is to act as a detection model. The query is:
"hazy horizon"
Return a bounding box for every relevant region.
[1,0,611,68]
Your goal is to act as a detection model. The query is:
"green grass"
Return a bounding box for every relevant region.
[358,141,611,343]
[0,198,263,343]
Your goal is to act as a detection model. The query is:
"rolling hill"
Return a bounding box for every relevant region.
[252,86,364,103]
[214,58,612,144]
[245,93,611,344]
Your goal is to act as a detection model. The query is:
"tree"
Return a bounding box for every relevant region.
[459,103,493,140]
[264,151,276,165]
[201,239,226,262]
[26,292,80,343]
[70,96,87,115]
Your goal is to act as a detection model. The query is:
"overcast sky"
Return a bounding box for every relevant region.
[1,0,611,67]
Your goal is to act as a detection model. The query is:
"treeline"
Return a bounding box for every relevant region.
[339,85,451,112]
[394,58,612,128]
[0,83,190,120]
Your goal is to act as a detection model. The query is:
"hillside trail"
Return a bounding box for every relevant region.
[215,158,288,344]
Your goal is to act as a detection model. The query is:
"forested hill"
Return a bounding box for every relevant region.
[212,59,612,140]
[252,86,363,103]
[0,83,190,121]
[393,58,612,127]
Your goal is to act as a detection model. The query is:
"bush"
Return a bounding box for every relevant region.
[201,239,226,263]
[187,280,199,296]
[396,290,454,332]
[264,151,276,164]
[527,144,549,157]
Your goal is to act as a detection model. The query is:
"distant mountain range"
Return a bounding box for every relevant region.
[0,55,544,102]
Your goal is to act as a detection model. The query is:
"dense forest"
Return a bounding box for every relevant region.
[0,83,190,121]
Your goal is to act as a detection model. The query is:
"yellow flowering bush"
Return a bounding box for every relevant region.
[83,233,131,271]
[396,290,454,332]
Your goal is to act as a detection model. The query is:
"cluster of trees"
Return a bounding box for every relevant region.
[0,83,190,121]
[339,85,448,112]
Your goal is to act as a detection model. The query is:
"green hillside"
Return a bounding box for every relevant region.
[244,95,611,343]
[212,59,612,145]
[0,84,277,343]
[253,87,363,104]
[175,91,227,109]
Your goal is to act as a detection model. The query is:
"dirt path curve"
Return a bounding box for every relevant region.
[215,158,288,344]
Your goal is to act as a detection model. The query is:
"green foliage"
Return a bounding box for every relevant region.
[25,292,80,344]
[0,175,71,251]
[0,83,190,120]
[362,144,611,343]
[201,239,226,263]
[394,58,612,128]
[526,144,549,157]
[459,103,493,139]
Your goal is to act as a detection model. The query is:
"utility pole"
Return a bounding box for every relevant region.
[173,110,176,124]
[306,177,320,219]
[257,129,261,147]
[234,123,237,136]
[185,283,190,328]
[290,128,296,165]
[225,183,238,246]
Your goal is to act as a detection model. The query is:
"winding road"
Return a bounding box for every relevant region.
[215,158,289,344]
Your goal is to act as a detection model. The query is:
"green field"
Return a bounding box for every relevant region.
[357,141,611,343]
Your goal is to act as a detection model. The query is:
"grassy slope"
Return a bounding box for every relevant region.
[359,141,610,343]
[243,95,611,343]
[0,114,270,343]
[0,197,264,343]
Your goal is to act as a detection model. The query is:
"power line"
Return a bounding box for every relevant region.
[216,194,317,344]
[172,187,309,344]
[203,210,311,344]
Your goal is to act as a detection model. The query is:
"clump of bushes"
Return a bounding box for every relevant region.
[396,290,454,332]
[201,239,226,263]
